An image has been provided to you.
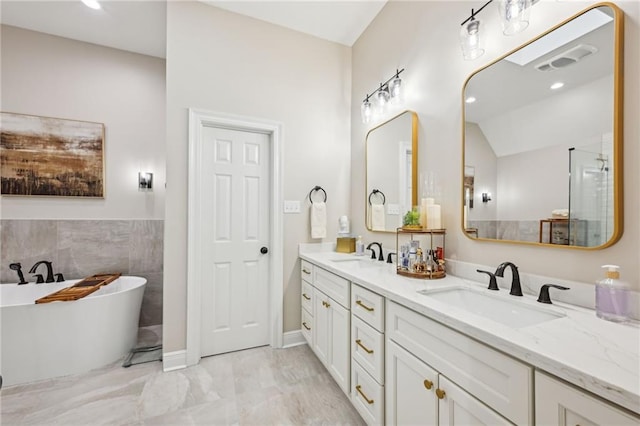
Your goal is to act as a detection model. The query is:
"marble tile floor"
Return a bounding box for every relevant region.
[0,342,365,426]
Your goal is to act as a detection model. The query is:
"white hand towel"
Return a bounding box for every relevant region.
[371,204,385,231]
[311,202,327,239]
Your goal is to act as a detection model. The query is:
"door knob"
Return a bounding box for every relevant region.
[260,247,269,254]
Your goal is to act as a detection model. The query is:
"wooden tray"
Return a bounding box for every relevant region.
[35,273,122,304]
[396,268,446,280]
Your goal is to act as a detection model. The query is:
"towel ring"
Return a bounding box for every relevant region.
[309,186,327,204]
[368,189,386,206]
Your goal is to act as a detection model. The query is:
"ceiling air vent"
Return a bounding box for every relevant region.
[535,44,598,72]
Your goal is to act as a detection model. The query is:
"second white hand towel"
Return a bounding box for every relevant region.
[311,202,327,239]
[371,204,385,231]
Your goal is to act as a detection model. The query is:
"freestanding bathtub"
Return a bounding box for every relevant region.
[0,275,146,386]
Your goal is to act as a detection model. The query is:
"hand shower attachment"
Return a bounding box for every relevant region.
[9,262,29,285]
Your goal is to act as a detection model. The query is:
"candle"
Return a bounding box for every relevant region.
[427,204,441,229]
[420,198,428,228]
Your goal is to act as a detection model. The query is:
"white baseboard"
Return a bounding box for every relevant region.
[163,350,187,372]
[282,330,306,348]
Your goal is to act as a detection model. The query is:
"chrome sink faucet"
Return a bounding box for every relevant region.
[495,262,523,296]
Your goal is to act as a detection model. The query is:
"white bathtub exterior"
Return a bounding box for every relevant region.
[0,276,146,386]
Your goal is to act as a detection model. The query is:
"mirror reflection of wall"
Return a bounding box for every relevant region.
[366,110,418,232]
[463,4,622,248]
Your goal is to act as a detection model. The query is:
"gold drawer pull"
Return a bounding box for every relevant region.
[356,300,374,312]
[302,322,311,331]
[423,379,433,390]
[302,268,311,275]
[322,300,331,308]
[435,388,446,400]
[356,339,374,354]
[356,385,374,405]
[302,293,311,300]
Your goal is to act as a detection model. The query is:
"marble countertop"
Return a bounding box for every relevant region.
[299,246,640,416]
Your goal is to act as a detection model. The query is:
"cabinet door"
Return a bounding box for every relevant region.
[438,376,512,426]
[313,287,330,365]
[328,299,350,394]
[535,371,639,426]
[386,339,438,426]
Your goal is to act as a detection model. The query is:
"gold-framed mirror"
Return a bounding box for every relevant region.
[366,110,418,232]
[462,2,623,249]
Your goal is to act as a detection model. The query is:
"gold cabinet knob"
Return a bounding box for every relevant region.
[423,379,433,390]
[435,388,446,400]
[323,300,331,308]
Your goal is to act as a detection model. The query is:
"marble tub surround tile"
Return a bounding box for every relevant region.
[1,345,363,426]
[57,220,131,278]
[129,220,164,274]
[138,271,163,326]
[0,219,164,326]
[0,219,58,283]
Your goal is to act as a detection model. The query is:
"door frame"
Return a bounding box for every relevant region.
[186,108,284,366]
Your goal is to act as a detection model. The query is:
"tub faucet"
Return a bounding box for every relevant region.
[9,263,28,285]
[29,261,54,283]
[495,261,523,296]
[366,242,384,261]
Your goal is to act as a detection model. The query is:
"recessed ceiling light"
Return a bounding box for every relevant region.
[550,82,564,90]
[465,96,477,104]
[81,0,101,10]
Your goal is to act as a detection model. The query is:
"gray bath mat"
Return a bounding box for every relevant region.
[122,345,162,368]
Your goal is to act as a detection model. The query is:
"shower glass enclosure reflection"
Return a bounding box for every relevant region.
[568,147,612,247]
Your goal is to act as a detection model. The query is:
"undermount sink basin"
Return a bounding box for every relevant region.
[330,258,381,268]
[418,287,565,328]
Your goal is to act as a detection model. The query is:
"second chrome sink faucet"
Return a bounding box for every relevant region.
[495,261,523,296]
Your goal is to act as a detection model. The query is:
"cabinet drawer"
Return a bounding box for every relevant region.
[386,301,533,425]
[301,280,314,314]
[301,308,313,347]
[535,371,639,425]
[352,359,384,425]
[351,284,385,332]
[301,260,314,282]
[315,266,350,309]
[352,315,384,384]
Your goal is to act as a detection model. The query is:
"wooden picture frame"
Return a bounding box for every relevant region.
[0,112,105,198]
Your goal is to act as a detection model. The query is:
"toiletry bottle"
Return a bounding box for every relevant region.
[596,265,629,322]
[355,236,365,256]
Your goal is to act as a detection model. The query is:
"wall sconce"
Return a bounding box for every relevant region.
[482,192,492,203]
[361,68,405,123]
[138,172,153,191]
[460,0,534,60]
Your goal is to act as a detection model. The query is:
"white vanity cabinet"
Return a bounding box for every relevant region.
[386,300,532,425]
[301,261,351,395]
[351,284,386,425]
[535,371,639,425]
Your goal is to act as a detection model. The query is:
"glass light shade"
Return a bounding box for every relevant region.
[390,76,403,105]
[460,19,485,61]
[376,85,390,115]
[361,99,373,123]
[497,0,532,36]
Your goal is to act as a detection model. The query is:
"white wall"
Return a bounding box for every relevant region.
[164,2,351,351]
[352,1,639,288]
[0,25,166,220]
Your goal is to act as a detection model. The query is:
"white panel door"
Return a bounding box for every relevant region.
[200,126,270,356]
[438,376,512,426]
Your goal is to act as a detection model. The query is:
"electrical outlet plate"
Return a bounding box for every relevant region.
[387,204,400,215]
[283,200,301,214]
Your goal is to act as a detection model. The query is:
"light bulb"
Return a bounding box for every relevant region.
[361,99,373,124]
[390,76,403,105]
[376,85,390,115]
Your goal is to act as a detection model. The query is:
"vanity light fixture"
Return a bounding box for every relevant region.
[460,0,535,60]
[482,192,492,202]
[550,82,564,90]
[360,68,405,123]
[81,0,102,10]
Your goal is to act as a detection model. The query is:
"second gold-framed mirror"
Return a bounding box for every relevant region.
[462,2,623,249]
[366,110,418,232]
